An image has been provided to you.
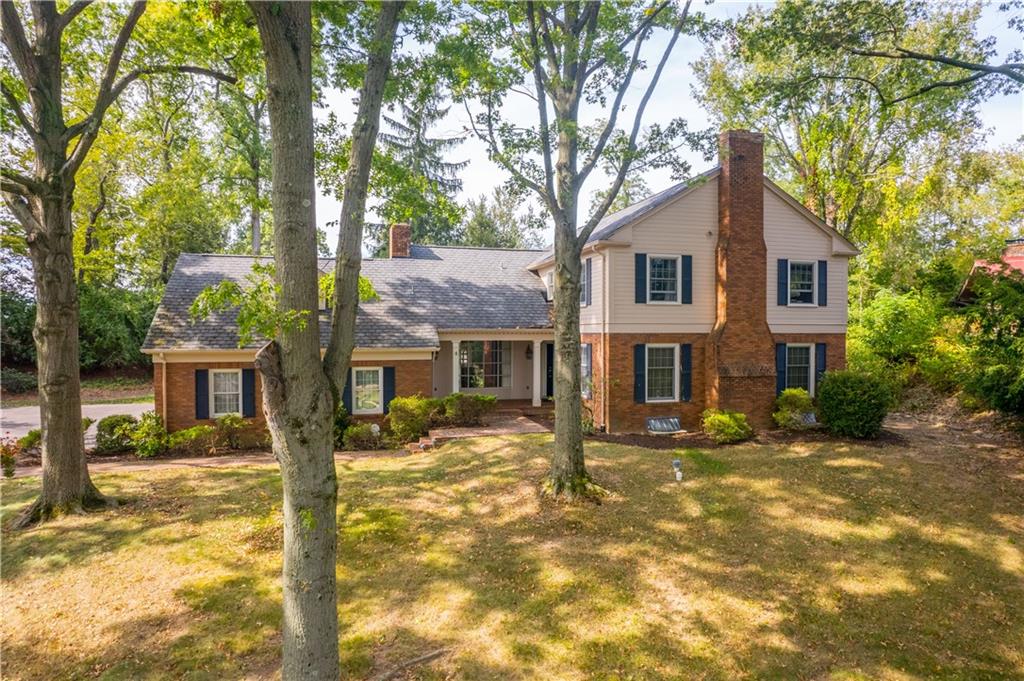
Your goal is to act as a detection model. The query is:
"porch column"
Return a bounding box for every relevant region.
[532,339,542,407]
[451,340,461,394]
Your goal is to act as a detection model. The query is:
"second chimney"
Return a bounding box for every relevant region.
[389,223,411,258]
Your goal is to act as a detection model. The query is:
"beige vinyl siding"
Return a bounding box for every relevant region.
[536,259,605,334]
[604,179,718,333]
[764,188,849,333]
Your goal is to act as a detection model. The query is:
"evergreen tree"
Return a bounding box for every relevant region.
[463,187,546,249]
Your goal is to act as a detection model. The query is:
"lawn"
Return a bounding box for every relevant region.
[2,432,1022,680]
[2,374,153,408]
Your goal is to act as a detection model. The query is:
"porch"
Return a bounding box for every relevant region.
[431,332,555,407]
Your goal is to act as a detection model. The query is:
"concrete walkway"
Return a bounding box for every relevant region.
[1,402,154,447]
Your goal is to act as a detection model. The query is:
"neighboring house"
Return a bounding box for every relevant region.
[954,238,1024,305]
[142,130,857,434]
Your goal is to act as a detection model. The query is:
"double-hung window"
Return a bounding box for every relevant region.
[789,261,815,305]
[648,255,680,303]
[646,344,678,402]
[545,272,554,301]
[352,367,383,415]
[581,343,593,399]
[211,369,242,417]
[785,345,813,394]
[460,341,512,389]
[579,263,589,306]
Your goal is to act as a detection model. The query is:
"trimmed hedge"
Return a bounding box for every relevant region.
[387,395,442,443]
[95,414,138,453]
[342,423,381,451]
[773,388,814,430]
[817,370,891,438]
[168,425,217,456]
[1,368,37,394]
[442,393,497,426]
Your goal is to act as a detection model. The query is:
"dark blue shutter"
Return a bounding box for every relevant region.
[681,255,692,304]
[777,259,789,306]
[817,260,828,307]
[241,368,256,417]
[680,343,692,402]
[585,258,593,307]
[633,344,646,403]
[815,343,827,392]
[382,367,396,414]
[635,253,647,304]
[195,369,209,420]
[341,373,352,414]
[775,343,787,396]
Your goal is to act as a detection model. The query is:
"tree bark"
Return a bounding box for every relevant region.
[248,3,337,679]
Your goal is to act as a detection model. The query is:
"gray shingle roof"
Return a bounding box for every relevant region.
[142,245,552,352]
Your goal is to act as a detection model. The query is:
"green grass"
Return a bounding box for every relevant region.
[2,374,152,407]
[2,435,1022,680]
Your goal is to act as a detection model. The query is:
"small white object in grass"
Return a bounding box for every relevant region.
[675,470,683,482]
[370,423,380,436]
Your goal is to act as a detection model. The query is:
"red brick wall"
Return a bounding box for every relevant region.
[156,358,433,433]
[773,333,847,373]
[389,223,411,258]
[597,333,708,433]
[581,333,604,428]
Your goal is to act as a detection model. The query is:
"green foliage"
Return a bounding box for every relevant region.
[120,411,169,459]
[168,425,217,456]
[342,423,382,451]
[701,409,754,444]
[95,414,139,453]
[959,269,1024,415]
[968,365,1024,416]
[17,429,41,451]
[442,393,497,426]
[215,414,247,450]
[817,371,891,439]
[386,395,442,443]
[333,403,351,450]
[462,187,546,249]
[857,290,938,363]
[1,368,37,394]
[78,285,156,371]
[0,267,35,365]
[772,388,814,430]
[0,435,17,478]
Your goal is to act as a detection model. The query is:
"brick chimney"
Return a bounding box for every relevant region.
[705,130,776,428]
[389,223,411,258]
[1005,238,1024,258]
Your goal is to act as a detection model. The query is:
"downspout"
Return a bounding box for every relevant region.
[601,249,611,431]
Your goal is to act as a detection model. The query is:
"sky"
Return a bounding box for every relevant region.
[314,1,1024,252]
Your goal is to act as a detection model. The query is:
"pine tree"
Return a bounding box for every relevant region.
[375,89,468,249]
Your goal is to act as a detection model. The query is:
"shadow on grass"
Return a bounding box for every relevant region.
[2,431,1023,679]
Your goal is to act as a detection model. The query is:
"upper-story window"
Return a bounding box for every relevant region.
[545,272,554,301]
[579,262,589,306]
[789,261,816,305]
[648,255,680,303]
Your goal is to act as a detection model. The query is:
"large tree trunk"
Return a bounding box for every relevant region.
[16,189,107,527]
[249,3,338,679]
[548,217,589,496]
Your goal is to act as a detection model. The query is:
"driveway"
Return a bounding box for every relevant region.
[1,402,154,447]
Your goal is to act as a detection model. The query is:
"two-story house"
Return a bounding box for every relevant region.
[142,130,856,433]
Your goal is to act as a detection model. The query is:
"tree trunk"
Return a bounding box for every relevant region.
[16,189,108,527]
[250,163,261,256]
[249,3,338,679]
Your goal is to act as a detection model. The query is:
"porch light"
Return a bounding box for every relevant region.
[525,344,533,360]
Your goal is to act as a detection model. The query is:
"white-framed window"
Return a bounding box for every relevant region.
[789,261,816,305]
[580,258,590,307]
[210,369,242,417]
[545,272,554,301]
[648,255,680,303]
[460,341,512,389]
[785,344,815,395]
[646,344,678,402]
[352,367,384,415]
[581,343,593,399]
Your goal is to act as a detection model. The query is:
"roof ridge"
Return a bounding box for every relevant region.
[412,244,547,253]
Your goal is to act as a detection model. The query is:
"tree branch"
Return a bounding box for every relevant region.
[584,0,672,79]
[578,0,691,245]
[2,190,42,236]
[1,1,36,85]
[847,46,1024,85]
[58,0,95,32]
[323,1,405,390]
[526,2,557,206]
[0,81,40,140]
[1,167,44,195]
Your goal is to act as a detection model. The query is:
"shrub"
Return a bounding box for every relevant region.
[817,370,891,438]
[773,388,814,430]
[167,425,217,456]
[17,428,41,450]
[857,290,938,363]
[95,414,138,453]
[442,393,497,426]
[119,411,168,458]
[1,435,19,477]
[333,403,350,450]
[968,364,1024,416]
[215,413,247,449]
[701,409,754,444]
[387,395,442,443]
[81,416,96,432]
[341,422,381,451]
[1,368,37,394]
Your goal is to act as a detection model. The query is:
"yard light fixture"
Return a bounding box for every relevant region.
[672,458,683,481]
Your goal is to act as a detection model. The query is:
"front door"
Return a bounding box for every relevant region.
[545,342,554,398]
